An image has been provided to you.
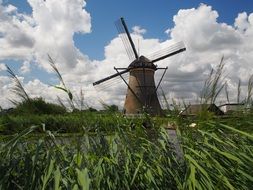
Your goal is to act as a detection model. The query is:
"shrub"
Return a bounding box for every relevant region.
[11,98,66,115]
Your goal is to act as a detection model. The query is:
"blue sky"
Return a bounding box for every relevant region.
[81,0,253,59]
[1,0,253,108]
[4,0,253,60]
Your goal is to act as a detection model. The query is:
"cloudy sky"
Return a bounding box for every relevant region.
[0,0,253,109]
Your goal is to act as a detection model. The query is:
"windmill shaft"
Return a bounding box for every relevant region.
[93,69,129,86]
[120,18,139,59]
[152,48,186,63]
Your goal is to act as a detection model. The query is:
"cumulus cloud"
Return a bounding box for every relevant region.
[235,12,249,32]
[0,63,6,71]
[0,0,91,70]
[0,2,253,109]
[132,26,146,35]
[28,0,91,71]
[0,2,34,60]
[0,0,93,108]
[20,60,31,74]
[162,4,253,103]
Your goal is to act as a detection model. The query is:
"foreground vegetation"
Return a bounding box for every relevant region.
[0,56,252,189]
[0,111,252,189]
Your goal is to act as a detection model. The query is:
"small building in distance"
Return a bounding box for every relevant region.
[219,103,245,114]
[180,104,224,116]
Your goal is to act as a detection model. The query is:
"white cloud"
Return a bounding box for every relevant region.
[159,4,253,104]
[0,2,253,109]
[28,0,91,71]
[0,0,91,71]
[0,63,6,71]
[0,0,93,108]
[0,2,35,60]
[235,12,249,32]
[132,26,146,35]
[20,60,31,74]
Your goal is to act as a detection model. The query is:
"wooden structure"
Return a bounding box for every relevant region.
[180,104,224,116]
[219,103,245,114]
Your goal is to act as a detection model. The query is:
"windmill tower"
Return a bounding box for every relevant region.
[93,18,186,116]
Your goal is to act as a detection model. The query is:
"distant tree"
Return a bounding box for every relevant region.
[108,105,119,112]
[99,100,119,113]
[88,107,97,112]
[11,97,66,115]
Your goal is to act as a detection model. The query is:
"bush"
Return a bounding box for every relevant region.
[11,98,66,115]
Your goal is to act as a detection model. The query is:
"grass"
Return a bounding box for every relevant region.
[0,112,169,135]
[6,65,31,105]
[201,56,226,105]
[0,113,252,189]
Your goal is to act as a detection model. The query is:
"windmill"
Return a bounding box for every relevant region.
[93,18,186,115]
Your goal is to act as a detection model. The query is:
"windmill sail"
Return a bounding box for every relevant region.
[94,72,129,91]
[147,41,186,63]
[115,18,139,61]
[93,68,130,86]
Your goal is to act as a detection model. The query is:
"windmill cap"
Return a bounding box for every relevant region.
[128,56,156,70]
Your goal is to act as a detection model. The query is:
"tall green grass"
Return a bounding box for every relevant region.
[201,56,226,105]
[0,115,252,189]
[48,54,76,111]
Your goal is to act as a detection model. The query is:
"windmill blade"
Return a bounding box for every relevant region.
[93,68,130,86]
[148,41,186,63]
[115,17,138,60]
[94,72,129,91]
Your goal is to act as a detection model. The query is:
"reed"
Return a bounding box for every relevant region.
[201,56,226,105]
[237,79,241,104]
[0,115,252,189]
[6,65,30,105]
[246,74,253,106]
[225,82,230,104]
[48,54,75,110]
